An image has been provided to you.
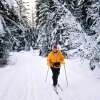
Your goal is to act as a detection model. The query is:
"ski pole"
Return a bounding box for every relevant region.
[45,67,49,82]
[64,64,68,86]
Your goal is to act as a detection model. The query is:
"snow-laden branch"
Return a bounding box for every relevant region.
[0,10,25,32]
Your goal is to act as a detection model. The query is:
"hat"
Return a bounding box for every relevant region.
[52,45,57,49]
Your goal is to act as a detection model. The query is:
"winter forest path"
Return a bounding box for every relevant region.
[0,50,100,100]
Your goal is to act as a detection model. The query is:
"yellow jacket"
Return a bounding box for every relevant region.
[47,50,64,68]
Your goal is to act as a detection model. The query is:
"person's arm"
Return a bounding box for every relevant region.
[60,52,65,64]
[47,54,52,67]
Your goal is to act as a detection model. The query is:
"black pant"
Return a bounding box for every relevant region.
[51,67,60,86]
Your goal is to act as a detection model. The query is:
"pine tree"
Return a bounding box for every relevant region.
[36,0,83,57]
[36,0,56,56]
[0,0,31,66]
[0,15,9,66]
[64,0,97,36]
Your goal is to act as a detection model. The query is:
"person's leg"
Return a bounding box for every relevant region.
[51,67,55,86]
[54,68,60,86]
[51,67,60,86]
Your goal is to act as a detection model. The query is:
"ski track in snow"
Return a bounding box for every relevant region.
[0,50,100,100]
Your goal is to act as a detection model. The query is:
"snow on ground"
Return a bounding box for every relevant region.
[0,50,100,100]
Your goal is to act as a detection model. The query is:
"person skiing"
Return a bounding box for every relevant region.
[47,44,64,87]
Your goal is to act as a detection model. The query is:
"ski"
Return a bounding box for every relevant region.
[58,84,63,92]
[53,87,59,94]
[53,86,63,100]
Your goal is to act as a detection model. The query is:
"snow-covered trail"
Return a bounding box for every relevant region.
[0,50,100,100]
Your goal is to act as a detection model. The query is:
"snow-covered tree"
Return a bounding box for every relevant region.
[0,0,32,66]
[63,0,100,68]
[36,0,57,56]
[0,15,9,66]
[35,0,87,57]
[0,0,19,65]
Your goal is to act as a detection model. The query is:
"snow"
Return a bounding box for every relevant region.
[5,0,17,8]
[0,16,5,33]
[0,50,100,100]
